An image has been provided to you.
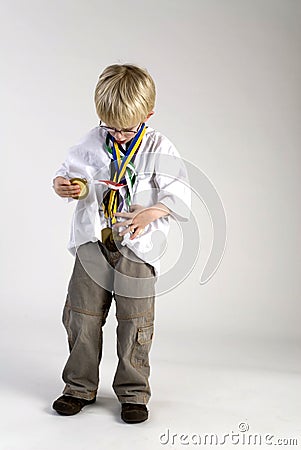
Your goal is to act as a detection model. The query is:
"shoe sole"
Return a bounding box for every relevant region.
[54,410,80,416]
[121,414,148,424]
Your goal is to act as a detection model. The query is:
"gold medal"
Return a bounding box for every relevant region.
[70,177,89,200]
[101,227,117,252]
[101,227,123,252]
[101,227,113,244]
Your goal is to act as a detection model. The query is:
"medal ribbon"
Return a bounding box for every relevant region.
[111,123,146,183]
[102,123,146,225]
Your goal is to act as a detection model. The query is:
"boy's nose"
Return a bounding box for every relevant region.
[114,131,123,139]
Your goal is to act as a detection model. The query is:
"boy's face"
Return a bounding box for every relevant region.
[100,112,154,145]
[105,123,141,146]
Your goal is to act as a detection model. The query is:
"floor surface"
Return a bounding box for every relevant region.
[1,322,300,450]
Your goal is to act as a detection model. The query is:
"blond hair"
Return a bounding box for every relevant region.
[94,64,156,128]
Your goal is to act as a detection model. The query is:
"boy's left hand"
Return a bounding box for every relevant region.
[113,203,169,240]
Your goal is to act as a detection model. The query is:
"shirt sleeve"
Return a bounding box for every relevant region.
[54,129,109,202]
[153,142,191,222]
[54,145,95,178]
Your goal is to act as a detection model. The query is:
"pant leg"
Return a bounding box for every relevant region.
[112,246,156,405]
[62,241,113,400]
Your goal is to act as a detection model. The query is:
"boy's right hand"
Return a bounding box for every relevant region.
[53,176,81,198]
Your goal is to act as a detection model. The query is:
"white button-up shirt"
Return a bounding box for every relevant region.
[54,126,191,276]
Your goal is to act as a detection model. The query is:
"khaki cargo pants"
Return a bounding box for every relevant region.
[61,241,155,405]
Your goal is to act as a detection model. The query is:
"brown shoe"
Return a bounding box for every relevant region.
[121,403,148,424]
[52,395,96,416]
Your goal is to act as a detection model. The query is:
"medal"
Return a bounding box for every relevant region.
[101,225,123,252]
[101,227,116,251]
[103,124,146,224]
[70,177,89,200]
[100,124,146,249]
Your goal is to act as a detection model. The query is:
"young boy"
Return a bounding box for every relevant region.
[52,64,190,423]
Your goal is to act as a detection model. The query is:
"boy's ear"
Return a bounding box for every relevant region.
[145,111,154,121]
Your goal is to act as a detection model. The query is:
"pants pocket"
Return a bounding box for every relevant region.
[131,324,154,368]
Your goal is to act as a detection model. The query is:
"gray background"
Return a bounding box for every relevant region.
[1,1,300,449]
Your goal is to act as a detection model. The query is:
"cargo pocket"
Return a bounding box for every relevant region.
[131,324,154,368]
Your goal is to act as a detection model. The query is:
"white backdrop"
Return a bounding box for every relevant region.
[1,1,300,449]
